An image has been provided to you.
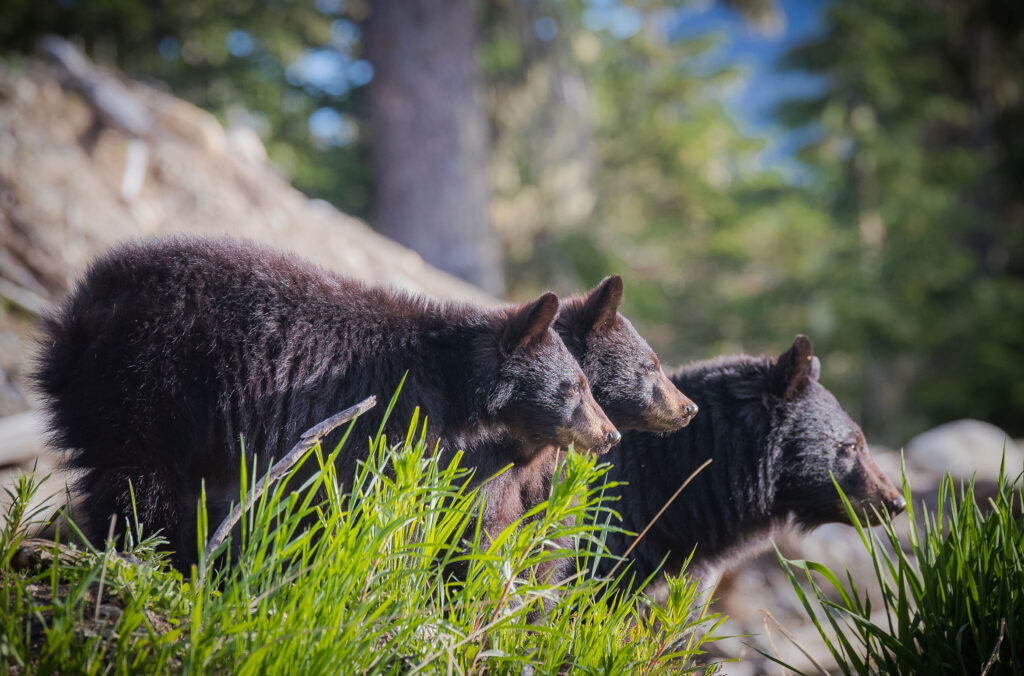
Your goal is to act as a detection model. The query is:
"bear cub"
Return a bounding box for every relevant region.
[478,275,700,589]
[36,237,618,570]
[593,335,906,596]
[554,274,698,433]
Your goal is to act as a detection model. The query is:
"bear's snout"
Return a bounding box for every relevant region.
[644,375,699,432]
[885,494,907,515]
[571,390,620,454]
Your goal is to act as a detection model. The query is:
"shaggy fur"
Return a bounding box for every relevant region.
[35,237,618,570]
[594,336,906,594]
[485,275,701,591]
[554,275,698,433]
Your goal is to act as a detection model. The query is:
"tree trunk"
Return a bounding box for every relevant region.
[364,0,504,296]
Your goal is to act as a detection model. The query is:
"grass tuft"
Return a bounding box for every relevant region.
[772,453,1024,676]
[1,405,723,674]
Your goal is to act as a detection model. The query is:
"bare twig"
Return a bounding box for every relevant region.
[980,617,1007,676]
[95,515,117,622]
[762,608,782,661]
[202,396,376,563]
[761,609,830,676]
[120,139,149,201]
[605,458,712,581]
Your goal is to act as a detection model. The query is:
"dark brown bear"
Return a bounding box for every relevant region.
[554,275,698,433]
[593,336,905,598]
[35,237,619,570]
[478,275,699,588]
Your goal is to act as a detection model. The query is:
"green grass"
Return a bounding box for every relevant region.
[0,404,724,675]
[774,457,1024,676]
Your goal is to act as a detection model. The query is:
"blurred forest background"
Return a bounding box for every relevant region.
[2,0,1021,446]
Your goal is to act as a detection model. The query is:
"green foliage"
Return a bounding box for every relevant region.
[773,0,1024,441]
[502,5,845,405]
[775,459,1024,675]
[0,410,724,674]
[502,0,1024,445]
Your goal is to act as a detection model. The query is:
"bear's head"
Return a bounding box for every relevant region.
[554,275,697,434]
[768,335,906,528]
[482,292,621,457]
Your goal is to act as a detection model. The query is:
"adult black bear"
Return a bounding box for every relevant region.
[36,237,619,570]
[593,335,906,598]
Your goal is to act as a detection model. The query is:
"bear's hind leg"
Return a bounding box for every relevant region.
[76,466,201,571]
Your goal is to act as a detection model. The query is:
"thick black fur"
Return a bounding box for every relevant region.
[35,237,611,570]
[594,336,905,594]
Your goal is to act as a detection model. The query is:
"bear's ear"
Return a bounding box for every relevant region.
[580,274,623,334]
[502,291,559,353]
[770,334,816,399]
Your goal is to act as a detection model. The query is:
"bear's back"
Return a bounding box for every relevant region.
[36,237,459,478]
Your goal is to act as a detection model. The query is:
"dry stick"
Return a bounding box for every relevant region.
[980,618,1007,676]
[604,457,713,582]
[761,608,782,662]
[202,396,377,564]
[761,609,830,676]
[95,514,117,622]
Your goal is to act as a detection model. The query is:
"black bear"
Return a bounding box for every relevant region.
[592,335,906,598]
[475,275,699,589]
[554,275,698,433]
[35,237,619,570]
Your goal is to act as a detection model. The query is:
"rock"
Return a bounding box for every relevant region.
[905,419,1024,484]
[226,124,267,165]
[0,409,47,466]
[150,95,226,153]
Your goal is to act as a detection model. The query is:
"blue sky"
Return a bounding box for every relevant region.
[214,0,831,160]
[666,0,830,171]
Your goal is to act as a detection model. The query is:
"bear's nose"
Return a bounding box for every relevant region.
[684,402,699,419]
[887,495,907,515]
[606,429,622,447]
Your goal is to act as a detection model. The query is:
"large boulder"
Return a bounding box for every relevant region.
[906,419,1024,484]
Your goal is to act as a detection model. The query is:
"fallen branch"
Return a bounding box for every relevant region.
[605,457,712,582]
[202,396,376,564]
[761,609,830,676]
[980,618,1007,676]
[9,537,88,571]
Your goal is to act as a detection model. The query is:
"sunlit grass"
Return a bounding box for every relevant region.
[774,455,1024,676]
[0,401,724,675]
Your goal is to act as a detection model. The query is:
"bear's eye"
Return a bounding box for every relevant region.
[644,361,658,374]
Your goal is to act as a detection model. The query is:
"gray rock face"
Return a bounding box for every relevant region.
[906,419,1024,483]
